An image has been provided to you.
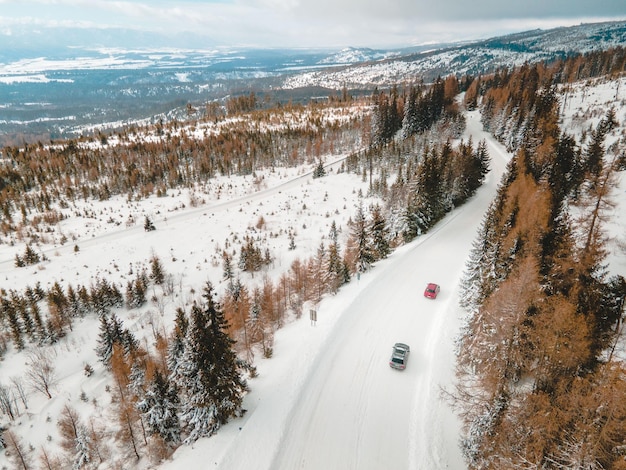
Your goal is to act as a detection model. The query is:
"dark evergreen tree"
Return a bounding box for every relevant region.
[150,254,165,285]
[11,291,34,342]
[2,296,24,350]
[476,138,490,175]
[95,311,138,371]
[327,239,342,294]
[312,159,326,178]
[350,202,375,272]
[548,133,580,210]
[73,425,92,469]
[459,202,502,312]
[167,307,188,378]
[121,328,139,358]
[27,296,47,344]
[90,278,123,315]
[48,281,69,330]
[369,204,390,260]
[222,251,234,283]
[404,147,444,239]
[95,313,123,367]
[402,84,420,138]
[582,108,617,179]
[23,244,40,265]
[173,282,247,444]
[144,216,156,232]
[65,284,88,318]
[125,275,147,309]
[137,369,181,444]
[371,87,402,145]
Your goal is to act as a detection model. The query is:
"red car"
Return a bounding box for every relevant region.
[424,283,440,299]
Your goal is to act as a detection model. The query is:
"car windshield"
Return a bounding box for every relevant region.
[391,357,404,364]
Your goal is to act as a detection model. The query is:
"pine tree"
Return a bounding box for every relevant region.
[23,244,41,265]
[95,313,131,367]
[312,159,326,178]
[326,239,342,294]
[402,84,420,138]
[369,204,390,260]
[174,282,247,444]
[72,426,92,469]
[404,147,444,239]
[2,295,25,350]
[137,370,181,444]
[12,291,35,342]
[47,281,70,334]
[350,202,374,273]
[222,251,234,283]
[149,254,165,285]
[95,314,114,366]
[144,216,156,231]
[167,307,188,377]
[125,276,147,309]
[459,203,502,312]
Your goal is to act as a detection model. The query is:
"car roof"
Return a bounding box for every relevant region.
[426,283,439,289]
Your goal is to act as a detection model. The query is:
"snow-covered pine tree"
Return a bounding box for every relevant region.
[222,251,234,283]
[149,254,165,285]
[459,205,498,313]
[125,274,147,309]
[174,282,247,444]
[403,147,444,240]
[144,216,156,232]
[369,204,390,260]
[95,312,137,367]
[312,159,326,178]
[137,369,181,444]
[350,202,374,273]
[326,239,342,294]
[166,307,188,378]
[95,314,116,367]
[72,425,92,470]
[3,296,25,350]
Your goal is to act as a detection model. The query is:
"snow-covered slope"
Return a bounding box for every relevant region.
[156,110,512,470]
[1,71,625,470]
[283,20,626,89]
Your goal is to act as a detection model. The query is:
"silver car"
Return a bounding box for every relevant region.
[389,342,410,370]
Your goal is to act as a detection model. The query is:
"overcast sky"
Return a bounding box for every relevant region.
[1,0,626,50]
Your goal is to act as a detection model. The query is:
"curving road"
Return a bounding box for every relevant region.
[160,110,512,470]
[268,111,511,470]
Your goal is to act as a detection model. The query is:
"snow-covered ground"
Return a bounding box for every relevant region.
[157,111,512,470]
[1,75,625,469]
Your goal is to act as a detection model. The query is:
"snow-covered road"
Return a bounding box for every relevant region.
[162,111,512,470]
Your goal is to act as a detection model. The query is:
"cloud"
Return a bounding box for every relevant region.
[1,0,625,48]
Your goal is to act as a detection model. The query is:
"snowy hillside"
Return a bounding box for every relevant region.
[0,68,624,469]
[282,20,626,89]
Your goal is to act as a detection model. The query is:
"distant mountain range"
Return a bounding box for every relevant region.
[1,20,624,145]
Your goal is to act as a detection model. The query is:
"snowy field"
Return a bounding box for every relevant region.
[155,110,512,470]
[1,76,625,469]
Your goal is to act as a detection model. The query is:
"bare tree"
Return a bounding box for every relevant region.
[4,429,33,469]
[10,376,29,410]
[57,404,81,453]
[25,348,57,399]
[38,446,63,470]
[87,416,108,466]
[0,383,17,420]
